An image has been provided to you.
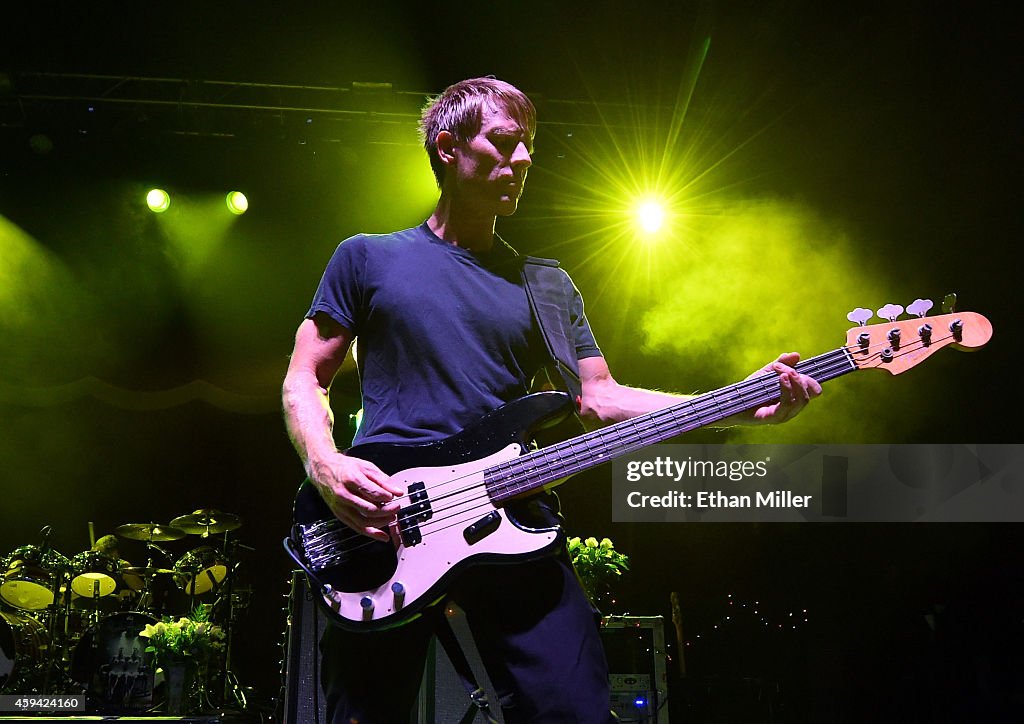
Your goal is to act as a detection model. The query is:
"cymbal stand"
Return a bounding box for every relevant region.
[219,538,247,710]
[135,551,157,614]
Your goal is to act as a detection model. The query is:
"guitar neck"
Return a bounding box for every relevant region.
[486,347,856,502]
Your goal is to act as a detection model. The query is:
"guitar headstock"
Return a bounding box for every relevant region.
[844,302,992,375]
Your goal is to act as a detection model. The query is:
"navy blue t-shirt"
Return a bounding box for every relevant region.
[306,222,601,447]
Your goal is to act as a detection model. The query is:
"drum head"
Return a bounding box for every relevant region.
[175,547,228,596]
[70,552,119,598]
[0,579,54,611]
[71,612,156,711]
[1,545,67,611]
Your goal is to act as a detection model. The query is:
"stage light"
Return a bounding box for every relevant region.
[225,191,248,216]
[635,199,666,234]
[146,189,170,213]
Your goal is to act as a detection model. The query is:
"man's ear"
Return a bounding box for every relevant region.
[436,130,457,166]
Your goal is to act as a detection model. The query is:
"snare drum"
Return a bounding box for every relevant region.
[1,610,49,693]
[70,551,120,599]
[0,545,69,611]
[174,547,228,596]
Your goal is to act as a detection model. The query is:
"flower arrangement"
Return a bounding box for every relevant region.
[567,536,630,602]
[139,605,226,665]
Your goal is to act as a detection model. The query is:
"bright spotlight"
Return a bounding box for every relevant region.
[225,191,248,215]
[635,199,665,234]
[146,188,170,213]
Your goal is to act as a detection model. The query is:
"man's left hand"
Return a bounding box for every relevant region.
[745,352,822,424]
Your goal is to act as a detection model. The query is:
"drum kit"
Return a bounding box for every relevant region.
[0,510,250,713]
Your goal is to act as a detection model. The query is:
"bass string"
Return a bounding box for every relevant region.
[312,352,852,557]
[308,330,949,558]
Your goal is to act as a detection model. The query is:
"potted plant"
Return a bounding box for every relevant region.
[139,605,226,714]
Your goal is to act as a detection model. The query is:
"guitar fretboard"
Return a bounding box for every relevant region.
[484,348,856,502]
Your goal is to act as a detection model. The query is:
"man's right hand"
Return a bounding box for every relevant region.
[307,453,406,542]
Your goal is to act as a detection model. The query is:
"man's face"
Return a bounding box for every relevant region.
[449,104,533,216]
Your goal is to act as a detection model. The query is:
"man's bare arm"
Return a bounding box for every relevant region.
[576,354,821,429]
[282,314,404,541]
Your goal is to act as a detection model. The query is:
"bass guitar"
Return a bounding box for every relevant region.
[285,303,992,631]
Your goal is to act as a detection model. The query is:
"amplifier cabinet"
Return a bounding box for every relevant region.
[601,615,670,723]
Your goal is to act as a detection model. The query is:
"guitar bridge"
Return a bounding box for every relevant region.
[299,521,347,571]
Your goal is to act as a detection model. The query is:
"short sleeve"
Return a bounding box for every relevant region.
[305,235,368,333]
[562,270,602,360]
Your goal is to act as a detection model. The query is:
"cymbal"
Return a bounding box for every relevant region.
[121,566,180,576]
[114,523,186,542]
[170,509,242,535]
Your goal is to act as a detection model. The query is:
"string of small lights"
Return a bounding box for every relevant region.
[684,593,811,650]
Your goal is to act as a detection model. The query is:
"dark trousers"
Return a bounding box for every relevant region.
[319,556,614,723]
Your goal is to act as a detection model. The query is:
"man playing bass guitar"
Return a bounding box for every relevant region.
[282,76,820,723]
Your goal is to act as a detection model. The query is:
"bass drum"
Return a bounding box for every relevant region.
[0,609,49,693]
[0,545,69,611]
[70,612,156,712]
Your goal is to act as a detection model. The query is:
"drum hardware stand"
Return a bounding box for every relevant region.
[40,567,69,695]
[218,538,250,711]
[133,546,170,614]
[136,552,157,613]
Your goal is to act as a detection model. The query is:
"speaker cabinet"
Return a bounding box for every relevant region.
[283,572,329,724]
[601,615,670,723]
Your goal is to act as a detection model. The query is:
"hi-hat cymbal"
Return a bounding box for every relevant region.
[114,523,186,542]
[170,509,242,535]
[121,566,180,577]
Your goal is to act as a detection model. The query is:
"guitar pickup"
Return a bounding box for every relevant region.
[463,511,501,545]
[398,481,432,547]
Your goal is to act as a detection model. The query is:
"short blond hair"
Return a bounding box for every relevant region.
[419,77,536,187]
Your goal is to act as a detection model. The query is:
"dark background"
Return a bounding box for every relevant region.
[2,1,1020,720]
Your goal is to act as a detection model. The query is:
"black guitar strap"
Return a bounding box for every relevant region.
[520,256,583,403]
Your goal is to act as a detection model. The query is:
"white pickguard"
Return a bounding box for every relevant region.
[320,444,559,626]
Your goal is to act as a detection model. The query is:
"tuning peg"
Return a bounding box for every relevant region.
[876,303,904,322]
[942,293,958,314]
[906,299,933,318]
[846,307,873,326]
